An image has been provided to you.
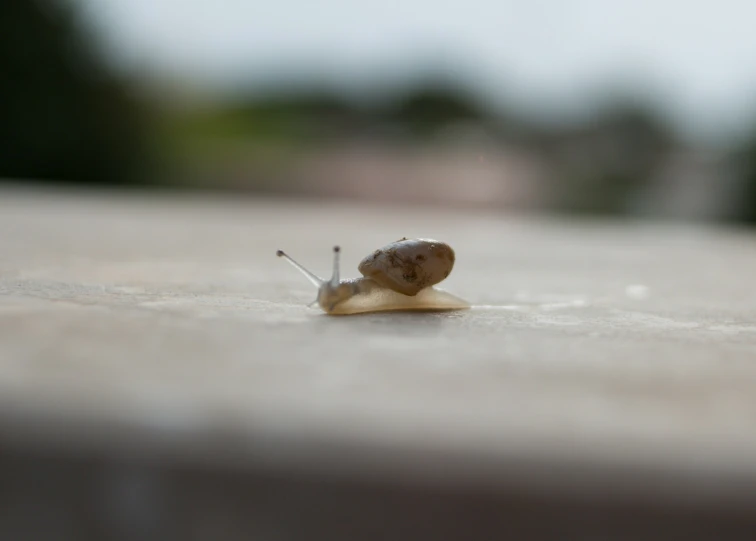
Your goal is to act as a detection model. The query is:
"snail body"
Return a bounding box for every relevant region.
[277,238,469,315]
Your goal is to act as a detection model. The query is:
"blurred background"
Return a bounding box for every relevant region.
[3,0,756,223]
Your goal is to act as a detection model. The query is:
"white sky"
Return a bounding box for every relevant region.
[77,0,756,143]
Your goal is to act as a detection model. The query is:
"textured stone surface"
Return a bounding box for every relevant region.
[1,186,756,538]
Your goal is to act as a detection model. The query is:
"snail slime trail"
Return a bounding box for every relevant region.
[277,238,469,315]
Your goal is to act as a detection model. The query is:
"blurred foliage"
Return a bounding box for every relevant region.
[160,93,361,152]
[153,92,364,190]
[380,83,488,137]
[159,85,492,151]
[0,0,152,185]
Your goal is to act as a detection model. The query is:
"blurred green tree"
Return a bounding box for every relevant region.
[382,83,486,138]
[0,0,151,185]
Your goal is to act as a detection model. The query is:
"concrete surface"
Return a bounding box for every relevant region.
[1,186,756,540]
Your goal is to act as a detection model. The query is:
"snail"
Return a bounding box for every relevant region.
[276,238,469,315]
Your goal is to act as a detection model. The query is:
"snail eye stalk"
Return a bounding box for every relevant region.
[276,250,324,287]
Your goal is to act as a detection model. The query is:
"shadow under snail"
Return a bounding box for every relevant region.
[277,238,470,315]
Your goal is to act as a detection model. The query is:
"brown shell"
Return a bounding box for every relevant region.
[357,238,456,296]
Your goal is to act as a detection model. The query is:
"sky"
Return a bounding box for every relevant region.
[76,0,756,144]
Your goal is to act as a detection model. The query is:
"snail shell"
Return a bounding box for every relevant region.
[358,238,455,296]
